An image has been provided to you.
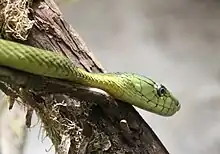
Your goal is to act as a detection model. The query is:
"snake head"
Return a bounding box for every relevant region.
[152,83,181,116]
[118,73,180,116]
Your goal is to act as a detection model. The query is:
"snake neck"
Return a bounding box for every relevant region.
[73,68,117,95]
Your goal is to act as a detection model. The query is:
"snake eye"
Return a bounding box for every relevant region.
[157,85,166,97]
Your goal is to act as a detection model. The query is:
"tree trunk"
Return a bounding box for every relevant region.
[0,0,169,153]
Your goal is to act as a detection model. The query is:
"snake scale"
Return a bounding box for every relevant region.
[0,39,180,116]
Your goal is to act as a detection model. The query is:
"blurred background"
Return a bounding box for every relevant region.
[1,0,220,154]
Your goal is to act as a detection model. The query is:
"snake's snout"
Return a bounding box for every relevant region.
[174,99,181,113]
[164,100,180,117]
[176,101,181,111]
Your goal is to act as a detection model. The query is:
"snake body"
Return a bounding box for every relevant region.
[0,39,180,116]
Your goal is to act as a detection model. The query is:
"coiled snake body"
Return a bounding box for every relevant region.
[0,39,180,116]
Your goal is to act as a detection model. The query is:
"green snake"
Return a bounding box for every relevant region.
[0,39,180,116]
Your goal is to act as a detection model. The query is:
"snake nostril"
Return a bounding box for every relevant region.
[176,101,180,109]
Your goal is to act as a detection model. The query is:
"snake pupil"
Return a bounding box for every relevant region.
[157,85,166,97]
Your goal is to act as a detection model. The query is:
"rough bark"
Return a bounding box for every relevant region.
[0,0,170,153]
